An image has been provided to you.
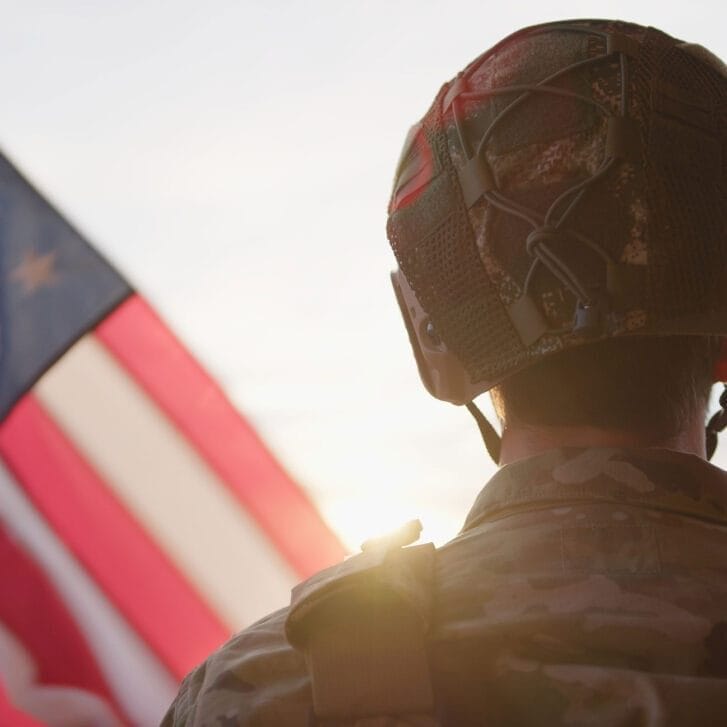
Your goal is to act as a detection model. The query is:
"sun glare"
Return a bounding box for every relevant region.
[320,495,463,554]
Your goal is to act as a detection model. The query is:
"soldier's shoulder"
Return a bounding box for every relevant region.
[161,606,310,727]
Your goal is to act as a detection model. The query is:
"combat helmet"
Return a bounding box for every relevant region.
[387,19,727,460]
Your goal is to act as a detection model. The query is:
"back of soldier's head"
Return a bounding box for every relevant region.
[491,335,721,437]
[386,20,727,457]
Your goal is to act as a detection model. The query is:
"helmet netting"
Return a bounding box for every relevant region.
[387,19,727,389]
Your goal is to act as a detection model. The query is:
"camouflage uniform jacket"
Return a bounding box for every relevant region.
[163,448,727,726]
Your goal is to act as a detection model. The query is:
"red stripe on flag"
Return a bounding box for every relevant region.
[0,524,122,719]
[96,295,347,577]
[0,396,230,680]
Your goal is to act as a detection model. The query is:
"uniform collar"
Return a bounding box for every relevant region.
[463,447,727,532]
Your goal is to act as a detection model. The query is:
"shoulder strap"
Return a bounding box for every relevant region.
[285,523,440,726]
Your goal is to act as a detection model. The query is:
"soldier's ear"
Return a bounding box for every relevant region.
[713,338,727,382]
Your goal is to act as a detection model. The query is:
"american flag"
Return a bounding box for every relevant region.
[0,151,346,726]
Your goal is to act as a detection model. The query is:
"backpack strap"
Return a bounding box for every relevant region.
[286,521,440,726]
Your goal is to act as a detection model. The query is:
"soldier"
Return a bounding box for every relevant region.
[163,19,727,726]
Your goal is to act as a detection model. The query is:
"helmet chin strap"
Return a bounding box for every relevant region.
[466,401,502,463]
[706,384,727,461]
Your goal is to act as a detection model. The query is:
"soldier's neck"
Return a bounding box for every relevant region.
[498,416,707,466]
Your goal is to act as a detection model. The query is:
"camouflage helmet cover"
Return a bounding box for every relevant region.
[387,19,727,405]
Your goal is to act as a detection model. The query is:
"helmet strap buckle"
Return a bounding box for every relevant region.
[706,384,727,460]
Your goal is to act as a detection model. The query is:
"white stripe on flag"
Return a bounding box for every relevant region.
[35,334,298,629]
[0,460,176,726]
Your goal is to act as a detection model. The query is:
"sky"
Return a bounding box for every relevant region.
[1,0,726,552]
